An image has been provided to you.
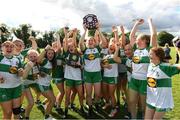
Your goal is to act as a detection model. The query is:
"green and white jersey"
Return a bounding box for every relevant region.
[132,47,150,80]
[147,63,180,109]
[118,48,127,73]
[16,49,29,62]
[100,48,108,59]
[15,53,24,62]
[64,52,82,80]
[23,63,39,86]
[0,55,22,88]
[37,59,52,86]
[103,54,118,77]
[83,46,101,72]
[52,53,64,79]
[39,59,52,75]
[122,58,132,82]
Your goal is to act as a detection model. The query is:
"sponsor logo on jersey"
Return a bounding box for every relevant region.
[148,77,157,88]
[132,56,140,63]
[88,54,95,60]
[9,66,18,74]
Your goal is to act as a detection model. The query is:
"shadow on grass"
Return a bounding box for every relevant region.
[53,104,128,119]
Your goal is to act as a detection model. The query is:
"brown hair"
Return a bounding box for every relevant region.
[138,34,150,46]
[151,47,165,62]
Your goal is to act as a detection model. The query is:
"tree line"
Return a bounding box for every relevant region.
[0,23,175,48]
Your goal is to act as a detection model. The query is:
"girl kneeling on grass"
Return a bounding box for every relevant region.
[145,47,180,119]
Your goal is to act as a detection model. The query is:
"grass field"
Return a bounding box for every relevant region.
[0,47,179,119]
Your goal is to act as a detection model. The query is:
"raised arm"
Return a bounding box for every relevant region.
[29,36,38,50]
[148,18,157,47]
[22,61,34,79]
[37,45,51,64]
[72,28,78,47]
[112,26,119,44]
[96,22,106,47]
[79,24,87,51]
[113,43,121,63]
[55,33,62,53]
[130,19,144,46]
[63,28,69,52]
[119,25,126,48]
[172,37,180,56]
[94,29,99,45]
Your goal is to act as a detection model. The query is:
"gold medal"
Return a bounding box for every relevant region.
[9,66,18,74]
[147,77,157,88]
[132,56,140,63]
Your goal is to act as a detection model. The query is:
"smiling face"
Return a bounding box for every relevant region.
[86,37,95,48]
[149,47,165,65]
[68,42,76,53]
[101,38,108,49]
[2,41,15,57]
[52,41,58,52]
[149,50,160,65]
[13,40,25,54]
[108,42,115,54]
[28,50,39,63]
[124,44,133,58]
[46,49,55,61]
[136,34,149,49]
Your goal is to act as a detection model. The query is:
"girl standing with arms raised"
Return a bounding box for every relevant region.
[79,23,106,116]
[129,18,157,118]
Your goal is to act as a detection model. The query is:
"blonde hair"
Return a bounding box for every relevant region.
[2,40,15,47]
[27,49,39,56]
[12,39,24,45]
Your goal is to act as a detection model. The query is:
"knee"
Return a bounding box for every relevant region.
[28,100,34,107]
[129,98,136,105]
[4,109,12,116]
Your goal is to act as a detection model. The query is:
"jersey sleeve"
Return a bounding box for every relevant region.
[160,64,180,77]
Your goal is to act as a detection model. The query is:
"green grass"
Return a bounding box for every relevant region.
[164,47,180,119]
[0,47,179,119]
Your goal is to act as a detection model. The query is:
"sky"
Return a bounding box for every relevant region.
[0,0,180,35]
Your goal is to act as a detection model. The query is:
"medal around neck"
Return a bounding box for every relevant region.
[83,14,98,30]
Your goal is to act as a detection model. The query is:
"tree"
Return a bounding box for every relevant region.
[13,24,32,48]
[0,23,11,44]
[157,31,174,46]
